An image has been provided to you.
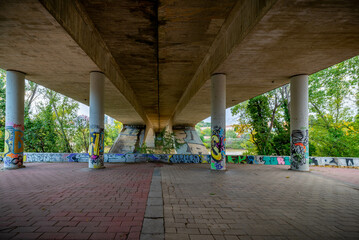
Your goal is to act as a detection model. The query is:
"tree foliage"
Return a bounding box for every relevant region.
[231,85,291,155]
[0,70,121,153]
[231,55,359,157]
[309,56,359,157]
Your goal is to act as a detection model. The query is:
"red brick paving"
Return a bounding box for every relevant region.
[310,166,359,186]
[0,163,156,240]
[2,162,358,240]
[272,165,359,186]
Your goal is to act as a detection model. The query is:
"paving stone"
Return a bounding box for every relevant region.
[140,233,164,240]
[147,197,163,206]
[148,190,162,198]
[190,235,215,240]
[0,163,156,240]
[165,233,190,240]
[142,217,164,235]
[161,164,359,240]
[2,162,358,239]
[145,206,163,218]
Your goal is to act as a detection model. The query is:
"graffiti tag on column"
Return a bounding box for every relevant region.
[4,126,24,167]
[291,129,308,169]
[211,126,225,170]
[89,128,104,168]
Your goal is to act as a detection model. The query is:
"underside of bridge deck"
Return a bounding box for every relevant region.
[0,0,358,129]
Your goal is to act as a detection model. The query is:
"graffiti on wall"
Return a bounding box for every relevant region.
[168,154,209,164]
[3,125,24,167]
[290,129,309,169]
[174,127,208,155]
[89,127,104,168]
[211,126,226,170]
[309,157,357,167]
[109,125,145,154]
[1,152,358,167]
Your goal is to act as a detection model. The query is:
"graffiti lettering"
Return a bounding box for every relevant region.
[1,152,358,167]
[4,126,24,167]
[168,154,203,163]
[174,127,208,154]
[290,129,309,169]
[211,126,225,170]
[89,128,104,168]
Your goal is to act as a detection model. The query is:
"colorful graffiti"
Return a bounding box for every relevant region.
[1,152,358,167]
[109,125,145,154]
[3,125,24,168]
[211,126,226,170]
[168,154,208,164]
[290,129,309,169]
[173,127,208,154]
[89,128,104,168]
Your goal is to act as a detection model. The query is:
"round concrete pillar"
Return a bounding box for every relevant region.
[89,71,105,169]
[211,73,226,170]
[290,75,309,171]
[4,70,25,169]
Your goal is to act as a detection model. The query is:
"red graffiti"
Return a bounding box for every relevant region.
[295,142,306,152]
[13,124,24,130]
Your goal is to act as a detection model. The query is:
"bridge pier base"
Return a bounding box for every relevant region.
[173,126,207,155]
[211,73,226,170]
[89,71,105,169]
[4,70,25,169]
[144,126,155,148]
[290,75,309,171]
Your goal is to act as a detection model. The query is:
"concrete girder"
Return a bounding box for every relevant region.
[0,1,143,125]
[39,0,152,126]
[171,0,278,125]
[173,0,359,126]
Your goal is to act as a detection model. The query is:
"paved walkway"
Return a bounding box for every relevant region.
[162,164,359,240]
[0,163,157,240]
[1,163,358,240]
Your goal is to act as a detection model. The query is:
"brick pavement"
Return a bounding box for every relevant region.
[161,164,359,240]
[1,163,359,240]
[0,163,156,240]
[309,166,359,187]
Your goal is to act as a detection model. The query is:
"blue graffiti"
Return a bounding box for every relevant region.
[169,154,203,163]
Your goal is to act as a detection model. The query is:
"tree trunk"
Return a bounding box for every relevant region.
[49,92,73,153]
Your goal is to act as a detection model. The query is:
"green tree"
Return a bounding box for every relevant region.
[47,91,79,152]
[104,120,123,153]
[231,85,290,155]
[72,115,89,153]
[226,129,237,139]
[309,55,359,157]
[24,103,59,152]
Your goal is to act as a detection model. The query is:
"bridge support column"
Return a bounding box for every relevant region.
[211,73,226,170]
[4,70,25,169]
[290,75,309,171]
[144,126,155,148]
[89,71,105,169]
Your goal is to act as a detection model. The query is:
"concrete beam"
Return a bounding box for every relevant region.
[40,0,153,127]
[173,0,359,126]
[171,0,277,124]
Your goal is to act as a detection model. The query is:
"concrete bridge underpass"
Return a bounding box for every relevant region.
[1,0,359,170]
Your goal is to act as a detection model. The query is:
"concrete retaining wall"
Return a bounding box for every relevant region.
[1,153,358,167]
